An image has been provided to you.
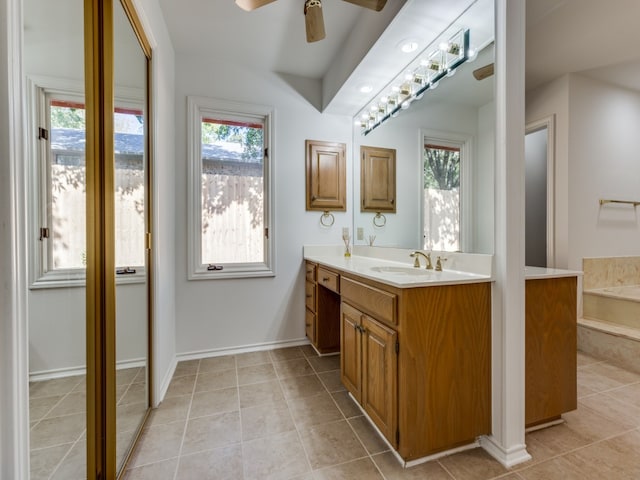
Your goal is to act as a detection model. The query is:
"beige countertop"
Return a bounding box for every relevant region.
[304,249,493,288]
[525,266,583,280]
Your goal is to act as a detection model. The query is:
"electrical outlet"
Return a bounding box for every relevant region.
[357,227,364,240]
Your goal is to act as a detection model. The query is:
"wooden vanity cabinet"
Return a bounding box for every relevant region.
[340,272,491,461]
[306,259,491,461]
[341,301,398,447]
[525,276,577,427]
[304,261,340,354]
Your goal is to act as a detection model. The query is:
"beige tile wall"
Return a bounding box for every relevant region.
[582,256,640,290]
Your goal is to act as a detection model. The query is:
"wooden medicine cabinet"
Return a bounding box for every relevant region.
[305,140,346,211]
[361,145,396,213]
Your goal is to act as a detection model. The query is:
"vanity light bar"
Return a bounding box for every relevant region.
[357,28,470,136]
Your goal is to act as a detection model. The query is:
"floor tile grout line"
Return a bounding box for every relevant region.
[514,424,640,475]
[46,427,86,480]
[435,459,458,480]
[170,358,200,480]
[275,360,315,477]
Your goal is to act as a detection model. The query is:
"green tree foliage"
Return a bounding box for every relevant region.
[424,146,460,190]
[202,121,263,161]
[50,106,85,130]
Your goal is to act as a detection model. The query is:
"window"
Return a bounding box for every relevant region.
[187,96,274,279]
[29,80,146,287]
[422,132,471,252]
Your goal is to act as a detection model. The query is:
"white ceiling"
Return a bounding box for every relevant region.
[526,0,640,92]
[157,0,640,115]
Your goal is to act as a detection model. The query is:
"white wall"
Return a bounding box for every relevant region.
[527,74,640,271]
[174,56,352,356]
[134,0,177,402]
[475,101,496,254]
[567,74,640,267]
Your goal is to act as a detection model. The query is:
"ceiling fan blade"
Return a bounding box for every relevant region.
[304,0,326,43]
[473,63,494,81]
[342,0,387,11]
[235,0,277,12]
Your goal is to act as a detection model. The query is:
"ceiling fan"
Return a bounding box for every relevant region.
[235,0,387,43]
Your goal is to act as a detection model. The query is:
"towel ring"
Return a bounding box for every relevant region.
[320,211,335,227]
[373,212,387,227]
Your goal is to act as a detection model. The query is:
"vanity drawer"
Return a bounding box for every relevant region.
[305,281,316,310]
[341,277,397,326]
[305,309,316,342]
[305,261,317,282]
[317,267,340,293]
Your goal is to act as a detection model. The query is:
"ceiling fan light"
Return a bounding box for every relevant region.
[304,0,326,43]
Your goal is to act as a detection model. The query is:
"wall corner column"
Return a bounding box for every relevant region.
[481,0,531,468]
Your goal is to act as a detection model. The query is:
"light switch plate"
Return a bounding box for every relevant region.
[357,227,364,240]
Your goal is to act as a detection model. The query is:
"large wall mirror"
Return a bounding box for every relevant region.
[352,0,495,254]
[24,0,151,477]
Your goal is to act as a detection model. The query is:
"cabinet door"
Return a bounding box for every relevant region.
[305,309,316,343]
[361,146,396,213]
[340,302,362,403]
[362,315,398,447]
[306,140,346,211]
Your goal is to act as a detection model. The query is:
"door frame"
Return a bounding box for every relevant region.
[525,115,556,268]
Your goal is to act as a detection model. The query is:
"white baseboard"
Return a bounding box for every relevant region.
[480,435,531,468]
[176,337,311,362]
[29,358,146,383]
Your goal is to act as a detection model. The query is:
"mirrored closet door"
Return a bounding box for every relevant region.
[25,0,153,478]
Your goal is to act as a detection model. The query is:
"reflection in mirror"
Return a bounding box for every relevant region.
[352,0,495,253]
[113,0,149,473]
[24,0,88,477]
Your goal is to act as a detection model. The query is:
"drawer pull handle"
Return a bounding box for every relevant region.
[306,294,312,298]
[322,277,330,282]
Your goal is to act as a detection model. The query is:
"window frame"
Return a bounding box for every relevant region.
[187,96,275,280]
[420,129,473,253]
[27,75,147,288]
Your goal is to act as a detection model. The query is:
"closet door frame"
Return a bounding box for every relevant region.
[84,0,153,477]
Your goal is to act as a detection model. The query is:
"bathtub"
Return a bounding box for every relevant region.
[579,257,640,374]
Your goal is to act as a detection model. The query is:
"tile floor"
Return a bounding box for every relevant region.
[119,347,640,480]
[29,366,147,479]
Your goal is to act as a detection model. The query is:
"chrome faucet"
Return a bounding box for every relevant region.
[410,251,433,269]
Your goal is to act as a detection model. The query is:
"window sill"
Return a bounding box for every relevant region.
[188,264,275,281]
[30,270,146,290]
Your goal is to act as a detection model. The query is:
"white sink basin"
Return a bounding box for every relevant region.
[370,266,434,276]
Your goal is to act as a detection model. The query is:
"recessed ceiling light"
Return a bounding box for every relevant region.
[398,39,419,53]
[359,85,373,93]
